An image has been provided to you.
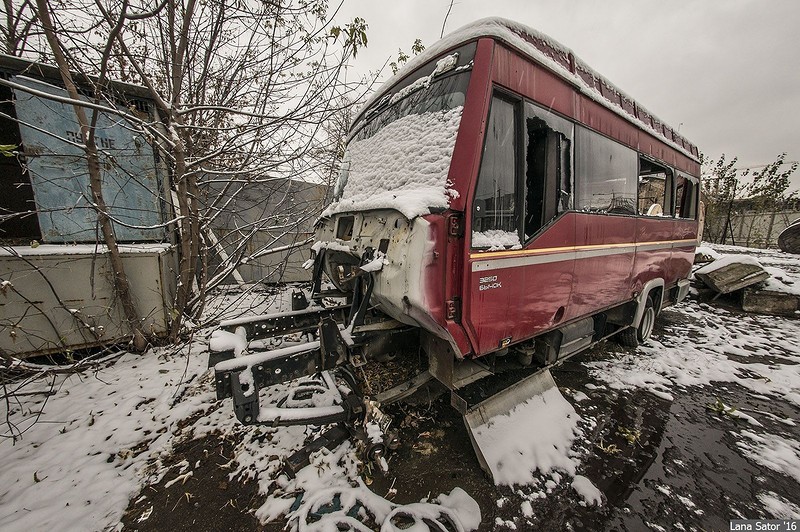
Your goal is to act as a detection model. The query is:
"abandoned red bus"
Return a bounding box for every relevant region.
[210,17,700,468]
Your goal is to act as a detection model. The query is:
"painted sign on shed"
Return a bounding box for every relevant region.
[11,76,166,243]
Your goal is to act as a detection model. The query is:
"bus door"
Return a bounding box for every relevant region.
[466,95,575,356]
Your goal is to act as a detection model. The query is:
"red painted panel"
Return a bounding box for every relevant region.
[574,212,637,246]
[463,214,575,356]
[486,42,700,177]
[491,44,576,119]
[670,218,699,281]
[467,260,574,356]
[569,213,636,320]
[450,38,702,359]
[633,217,677,294]
[419,213,474,357]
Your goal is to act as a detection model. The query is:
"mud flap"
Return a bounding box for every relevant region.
[463,369,558,482]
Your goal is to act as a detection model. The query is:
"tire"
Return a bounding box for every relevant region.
[617,296,656,348]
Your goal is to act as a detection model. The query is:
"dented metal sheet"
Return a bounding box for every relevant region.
[0,244,177,357]
[11,76,165,243]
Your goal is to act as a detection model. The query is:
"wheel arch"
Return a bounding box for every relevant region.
[633,279,665,328]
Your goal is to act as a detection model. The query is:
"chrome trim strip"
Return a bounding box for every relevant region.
[471,240,693,272]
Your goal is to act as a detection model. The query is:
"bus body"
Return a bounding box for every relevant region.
[314,18,700,383]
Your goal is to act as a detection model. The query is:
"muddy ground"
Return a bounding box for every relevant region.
[121,299,800,532]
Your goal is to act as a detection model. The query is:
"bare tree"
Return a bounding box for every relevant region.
[2,0,39,56]
[702,153,798,245]
[34,0,148,350]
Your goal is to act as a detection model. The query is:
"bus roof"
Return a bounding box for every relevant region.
[362,17,699,162]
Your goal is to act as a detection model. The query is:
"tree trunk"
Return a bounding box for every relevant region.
[35,0,147,351]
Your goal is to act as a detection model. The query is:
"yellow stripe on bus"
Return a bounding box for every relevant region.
[469,239,698,260]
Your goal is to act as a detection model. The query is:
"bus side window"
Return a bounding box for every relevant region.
[637,157,673,217]
[523,103,573,240]
[575,126,637,215]
[675,175,698,219]
[472,96,519,247]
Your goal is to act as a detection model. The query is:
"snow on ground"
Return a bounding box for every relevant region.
[0,287,480,532]
[2,244,799,530]
[468,383,603,504]
[757,491,800,519]
[736,430,800,484]
[590,243,800,518]
[588,300,800,406]
[0,342,213,531]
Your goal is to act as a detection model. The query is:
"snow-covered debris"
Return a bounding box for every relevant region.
[694,245,722,263]
[209,329,248,356]
[695,254,764,275]
[260,445,481,531]
[323,106,463,220]
[311,239,352,254]
[760,266,800,296]
[571,475,603,506]
[707,398,762,426]
[694,254,769,294]
[468,384,601,504]
[360,251,388,272]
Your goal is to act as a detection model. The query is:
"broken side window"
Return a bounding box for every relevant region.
[523,102,573,240]
[472,95,519,248]
[675,174,698,219]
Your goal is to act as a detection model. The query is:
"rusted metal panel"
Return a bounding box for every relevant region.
[695,261,770,295]
[742,288,798,316]
[11,76,166,243]
[0,244,177,357]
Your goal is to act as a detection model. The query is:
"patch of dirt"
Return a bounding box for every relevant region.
[122,432,273,532]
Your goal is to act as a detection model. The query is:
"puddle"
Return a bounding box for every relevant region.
[371,346,800,531]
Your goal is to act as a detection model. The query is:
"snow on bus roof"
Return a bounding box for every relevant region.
[362,17,698,162]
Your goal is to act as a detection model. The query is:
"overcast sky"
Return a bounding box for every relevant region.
[335,0,800,179]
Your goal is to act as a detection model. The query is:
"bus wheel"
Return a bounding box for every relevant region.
[618,296,655,348]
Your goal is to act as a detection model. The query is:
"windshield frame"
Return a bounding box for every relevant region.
[348,41,478,143]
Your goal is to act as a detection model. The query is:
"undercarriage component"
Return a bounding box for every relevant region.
[283,424,351,478]
[291,289,310,311]
[214,317,354,425]
[219,304,349,344]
